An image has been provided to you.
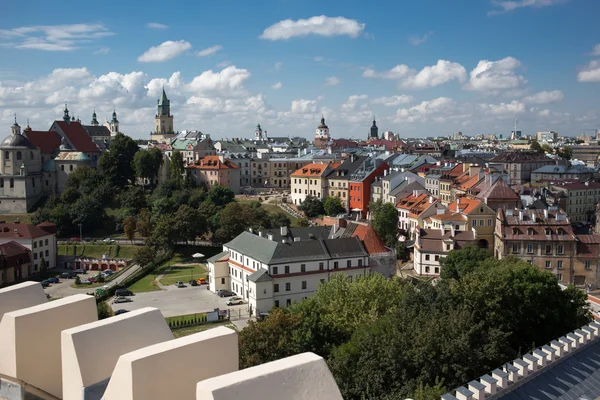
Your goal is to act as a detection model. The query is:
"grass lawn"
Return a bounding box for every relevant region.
[159,264,207,286]
[128,246,223,293]
[236,199,298,224]
[171,320,237,338]
[58,244,138,259]
[0,214,32,224]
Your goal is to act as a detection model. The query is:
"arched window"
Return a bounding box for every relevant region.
[9,178,14,189]
[4,151,9,160]
[16,151,21,161]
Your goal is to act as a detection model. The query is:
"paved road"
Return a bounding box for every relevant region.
[59,238,219,247]
[45,264,141,298]
[109,284,248,318]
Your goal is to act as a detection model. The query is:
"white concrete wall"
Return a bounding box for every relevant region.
[61,307,173,400]
[0,281,47,323]
[103,326,238,400]
[0,294,97,398]
[196,352,343,400]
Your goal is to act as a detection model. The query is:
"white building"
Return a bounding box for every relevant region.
[0,221,57,272]
[207,227,370,314]
[413,226,476,276]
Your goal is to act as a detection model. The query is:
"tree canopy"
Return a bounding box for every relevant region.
[298,196,324,218]
[324,196,345,217]
[370,200,398,246]
[169,150,185,186]
[97,132,139,188]
[133,147,163,186]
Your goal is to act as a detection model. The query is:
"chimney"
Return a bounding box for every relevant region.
[531,213,536,223]
[518,211,524,221]
[429,196,433,204]
[543,209,548,219]
[258,231,264,237]
[451,225,456,237]
[249,227,253,234]
[267,233,274,241]
[441,224,446,235]
[585,181,589,186]
[280,226,288,236]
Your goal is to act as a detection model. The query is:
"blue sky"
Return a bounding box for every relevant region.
[0,0,599,139]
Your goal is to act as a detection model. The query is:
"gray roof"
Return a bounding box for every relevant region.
[499,338,600,400]
[0,133,37,149]
[248,269,272,283]
[82,125,110,137]
[225,232,278,264]
[325,155,368,180]
[533,164,594,174]
[261,226,331,243]
[322,237,367,258]
[207,250,229,264]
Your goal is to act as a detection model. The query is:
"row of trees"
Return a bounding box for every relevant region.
[530,139,573,159]
[238,248,590,400]
[298,196,345,218]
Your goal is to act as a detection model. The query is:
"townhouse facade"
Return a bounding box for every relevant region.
[396,193,446,235]
[489,151,555,185]
[413,226,477,276]
[325,155,368,211]
[0,221,57,273]
[550,181,600,223]
[447,197,496,252]
[0,241,32,286]
[290,163,334,205]
[186,156,241,194]
[348,157,389,218]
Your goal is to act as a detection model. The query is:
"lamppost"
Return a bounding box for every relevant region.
[78,223,83,242]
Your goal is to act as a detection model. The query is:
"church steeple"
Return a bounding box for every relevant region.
[157,86,171,116]
[370,117,378,139]
[154,86,174,137]
[11,114,21,136]
[91,109,99,126]
[112,107,119,123]
[63,103,71,123]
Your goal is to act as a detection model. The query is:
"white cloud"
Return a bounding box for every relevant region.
[324,76,341,86]
[138,40,191,62]
[577,60,600,83]
[259,15,365,40]
[479,100,526,116]
[271,82,282,90]
[216,60,231,68]
[410,31,433,46]
[465,57,526,91]
[394,97,455,123]
[187,66,251,96]
[363,60,466,89]
[197,45,223,57]
[274,62,283,70]
[590,44,600,56]
[341,95,368,111]
[290,99,318,114]
[488,0,569,15]
[0,23,114,51]
[371,95,413,106]
[522,90,563,104]
[146,23,168,30]
[93,47,110,55]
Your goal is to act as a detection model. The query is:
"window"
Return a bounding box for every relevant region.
[4,151,8,160]
[358,259,363,267]
[434,255,439,261]
[302,281,307,289]
[472,220,477,227]
[69,165,73,172]
[274,300,279,307]
[434,267,440,274]
[221,278,225,284]
[527,228,534,235]
[425,266,430,273]
[33,241,37,249]
[34,253,37,260]
[556,273,563,281]
[512,243,519,253]
[425,254,430,261]
[274,284,279,292]
[319,262,324,270]
[334,261,338,269]
[545,260,551,269]
[9,179,13,189]
[286,299,292,307]
[347,260,351,268]
[0,178,3,188]
[16,151,21,161]
[45,250,48,257]
[557,245,564,255]
[61,165,64,171]
[557,260,564,269]
[527,244,534,254]
[284,265,289,274]
[545,244,552,254]
[479,219,484,226]
[285,282,291,291]
[585,261,591,270]
[300,264,306,272]
[545,228,552,236]
[488,219,493,226]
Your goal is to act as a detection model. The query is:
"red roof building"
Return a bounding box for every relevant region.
[49,120,100,163]
[186,156,241,194]
[0,222,58,271]
[348,158,389,218]
[0,241,32,285]
[23,128,62,155]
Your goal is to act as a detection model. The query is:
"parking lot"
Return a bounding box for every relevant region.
[109,284,248,318]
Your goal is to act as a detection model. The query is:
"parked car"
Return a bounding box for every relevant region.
[70,237,81,242]
[197,277,207,285]
[114,309,129,315]
[41,280,50,288]
[87,277,97,283]
[226,296,244,306]
[74,269,86,274]
[80,279,92,285]
[103,238,115,244]
[175,281,186,288]
[46,277,59,284]
[115,289,134,297]
[60,272,72,279]
[84,237,93,242]
[217,289,235,297]
[188,280,198,286]
[112,297,132,304]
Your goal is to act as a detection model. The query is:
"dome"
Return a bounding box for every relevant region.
[0,133,37,149]
[318,117,328,129]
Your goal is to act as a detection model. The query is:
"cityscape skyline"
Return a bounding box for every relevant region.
[0,0,599,140]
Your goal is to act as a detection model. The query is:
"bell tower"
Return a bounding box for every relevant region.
[109,107,119,136]
[155,87,174,135]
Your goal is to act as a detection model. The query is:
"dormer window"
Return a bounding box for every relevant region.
[513,228,519,235]
[545,228,552,235]
[558,228,564,235]
[527,228,534,235]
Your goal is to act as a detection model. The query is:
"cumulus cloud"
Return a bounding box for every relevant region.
[138,40,191,62]
[187,66,251,96]
[0,23,114,51]
[290,99,318,114]
[197,45,223,57]
[371,95,413,106]
[479,100,526,116]
[216,60,231,68]
[363,60,466,89]
[271,82,282,89]
[590,44,600,56]
[577,60,600,83]
[488,0,569,15]
[394,97,455,123]
[341,95,368,111]
[410,31,433,46]
[324,76,341,86]
[465,57,526,91]
[146,22,168,30]
[259,15,365,40]
[522,90,564,104]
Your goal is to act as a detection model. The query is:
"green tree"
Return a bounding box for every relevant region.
[133,148,163,187]
[557,146,573,160]
[293,217,310,227]
[96,301,112,319]
[298,196,325,218]
[123,216,136,243]
[70,194,106,233]
[214,202,258,243]
[173,205,206,243]
[323,196,345,217]
[198,200,220,233]
[541,143,553,154]
[132,245,157,268]
[39,258,47,274]
[395,241,409,261]
[269,213,291,228]
[208,185,235,207]
[169,150,185,186]
[439,246,491,280]
[370,200,398,246]
[530,139,542,152]
[136,208,152,238]
[97,133,139,188]
[147,214,178,250]
[119,186,147,214]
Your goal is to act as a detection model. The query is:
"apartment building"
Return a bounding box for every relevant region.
[439,164,466,205]
[290,163,335,205]
[186,156,241,194]
[495,208,576,284]
[0,221,57,272]
[531,164,595,183]
[550,181,600,222]
[490,151,554,185]
[348,157,389,218]
[396,193,446,235]
[207,228,369,314]
[572,145,600,165]
[374,169,424,204]
[447,197,496,252]
[0,241,32,286]
[325,155,368,211]
[470,175,520,211]
[413,225,477,276]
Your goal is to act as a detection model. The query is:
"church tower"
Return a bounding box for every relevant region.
[369,118,379,140]
[255,124,263,141]
[108,108,119,136]
[314,116,330,149]
[155,87,174,135]
[63,103,71,123]
[90,109,99,126]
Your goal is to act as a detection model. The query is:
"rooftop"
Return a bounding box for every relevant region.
[187,156,239,170]
[291,163,331,178]
[52,121,100,153]
[23,130,61,153]
[491,151,551,163]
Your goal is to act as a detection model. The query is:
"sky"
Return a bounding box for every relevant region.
[0,0,599,140]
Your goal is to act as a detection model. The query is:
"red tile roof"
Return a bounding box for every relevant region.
[351,223,387,254]
[53,121,99,153]
[291,163,330,177]
[448,198,485,214]
[23,130,61,153]
[0,223,54,239]
[0,241,31,270]
[187,156,240,170]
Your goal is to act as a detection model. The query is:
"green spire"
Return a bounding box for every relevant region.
[63,102,70,123]
[158,86,169,106]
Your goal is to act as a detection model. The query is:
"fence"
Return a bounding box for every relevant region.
[166,311,230,330]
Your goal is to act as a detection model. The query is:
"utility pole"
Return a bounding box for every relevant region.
[78,223,82,242]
